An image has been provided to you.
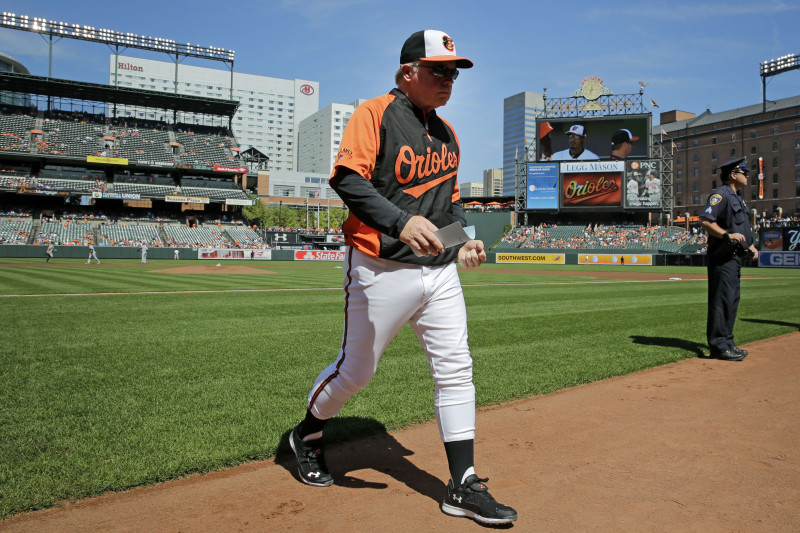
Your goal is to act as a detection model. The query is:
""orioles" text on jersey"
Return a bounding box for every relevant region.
[331,88,465,264]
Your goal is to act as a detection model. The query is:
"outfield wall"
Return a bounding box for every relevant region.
[0,245,196,260]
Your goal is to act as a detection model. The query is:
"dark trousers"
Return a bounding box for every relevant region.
[706,256,742,352]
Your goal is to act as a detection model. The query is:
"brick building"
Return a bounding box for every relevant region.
[660,94,800,220]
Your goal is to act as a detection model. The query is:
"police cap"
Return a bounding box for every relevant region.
[720,157,747,180]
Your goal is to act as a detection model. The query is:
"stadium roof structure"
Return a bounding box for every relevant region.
[0,72,239,118]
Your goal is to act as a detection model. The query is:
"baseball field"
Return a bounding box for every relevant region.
[1,258,798,530]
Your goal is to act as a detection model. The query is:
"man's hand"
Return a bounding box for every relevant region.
[749,245,759,261]
[728,232,746,243]
[457,240,486,268]
[399,215,444,256]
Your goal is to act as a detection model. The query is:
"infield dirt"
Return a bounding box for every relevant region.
[3,332,798,532]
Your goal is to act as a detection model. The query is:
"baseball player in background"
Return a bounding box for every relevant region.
[287,29,517,525]
[139,242,148,264]
[86,242,101,264]
[45,243,55,263]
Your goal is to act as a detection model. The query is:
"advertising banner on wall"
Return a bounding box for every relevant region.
[758,251,800,268]
[577,253,653,266]
[758,226,800,267]
[525,163,559,210]
[561,161,623,208]
[294,250,346,261]
[760,227,800,252]
[496,252,565,264]
[625,160,662,209]
[199,248,251,259]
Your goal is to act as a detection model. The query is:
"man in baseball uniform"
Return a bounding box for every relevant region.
[86,242,101,264]
[139,242,148,264]
[627,172,641,207]
[45,243,55,263]
[645,170,661,206]
[288,29,516,525]
[551,124,599,160]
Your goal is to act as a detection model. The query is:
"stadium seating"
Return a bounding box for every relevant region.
[497,223,707,252]
[112,182,180,197]
[0,219,33,244]
[162,225,232,247]
[224,226,266,248]
[175,131,237,166]
[0,113,34,153]
[108,125,173,163]
[99,223,162,246]
[39,221,95,246]
[40,118,106,158]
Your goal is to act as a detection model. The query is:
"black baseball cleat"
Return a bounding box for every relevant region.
[710,349,746,361]
[289,425,333,487]
[731,345,748,357]
[441,475,517,525]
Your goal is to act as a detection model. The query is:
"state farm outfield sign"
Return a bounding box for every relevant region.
[294,250,345,261]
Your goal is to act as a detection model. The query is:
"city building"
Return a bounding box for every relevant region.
[460,181,484,197]
[0,52,31,106]
[483,168,503,197]
[297,100,366,174]
[660,94,800,219]
[109,55,319,172]
[503,91,545,196]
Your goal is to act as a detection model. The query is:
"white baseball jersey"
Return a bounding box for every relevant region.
[551,148,600,160]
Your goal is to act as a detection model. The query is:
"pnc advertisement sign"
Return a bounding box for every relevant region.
[561,161,623,208]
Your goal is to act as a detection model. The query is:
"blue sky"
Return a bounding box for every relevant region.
[1,0,798,182]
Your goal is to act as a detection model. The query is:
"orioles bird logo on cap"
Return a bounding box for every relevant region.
[442,35,455,51]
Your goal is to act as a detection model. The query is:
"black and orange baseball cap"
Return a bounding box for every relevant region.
[400,30,474,68]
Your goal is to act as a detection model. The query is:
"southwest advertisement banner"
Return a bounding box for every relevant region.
[294,250,346,261]
[561,161,623,208]
[525,163,559,210]
[578,253,653,266]
[625,160,662,209]
[496,253,565,264]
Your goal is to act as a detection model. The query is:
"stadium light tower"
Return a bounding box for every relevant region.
[760,53,799,111]
[1,12,236,98]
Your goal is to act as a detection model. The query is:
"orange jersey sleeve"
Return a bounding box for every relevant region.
[330,94,394,181]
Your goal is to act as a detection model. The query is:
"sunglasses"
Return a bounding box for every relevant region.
[417,64,459,80]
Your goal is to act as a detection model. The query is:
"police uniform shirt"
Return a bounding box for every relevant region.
[702,184,753,257]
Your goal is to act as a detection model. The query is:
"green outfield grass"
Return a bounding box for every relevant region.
[1,259,798,518]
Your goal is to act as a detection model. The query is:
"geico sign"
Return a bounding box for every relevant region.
[761,252,800,267]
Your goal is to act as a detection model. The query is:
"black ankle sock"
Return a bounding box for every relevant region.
[443,439,474,486]
[297,409,328,440]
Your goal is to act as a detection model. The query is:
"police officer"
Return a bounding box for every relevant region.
[699,157,759,361]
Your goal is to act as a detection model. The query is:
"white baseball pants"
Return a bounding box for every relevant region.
[307,247,476,442]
